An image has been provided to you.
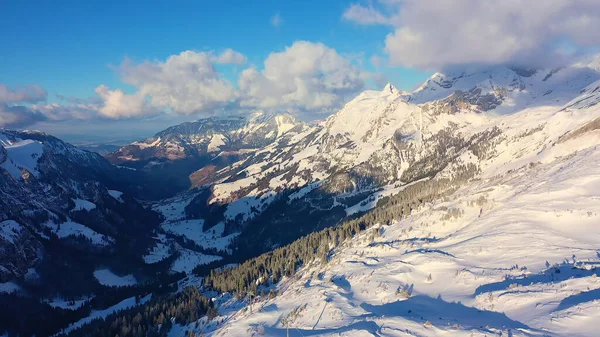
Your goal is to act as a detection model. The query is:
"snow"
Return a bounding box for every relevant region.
[208,133,226,152]
[151,191,236,268]
[206,138,600,337]
[93,269,137,287]
[170,248,222,274]
[0,137,44,180]
[24,267,39,282]
[71,198,96,212]
[143,234,172,264]
[211,176,258,203]
[325,87,403,144]
[33,61,600,337]
[224,191,277,223]
[116,165,137,170]
[162,221,238,252]
[132,137,161,149]
[345,178,429,216]
[152,192,197,222]
[45,219,114,246]
[0,220,22,244]
[107,189,124,203]
[186,64,600,336]
[274,114,296,137]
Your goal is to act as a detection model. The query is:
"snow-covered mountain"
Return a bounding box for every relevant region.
[149,64,599,257]
[106,112,305,193]
[153,64,600,336]
[4,60,600,336]
[109,112,301,163]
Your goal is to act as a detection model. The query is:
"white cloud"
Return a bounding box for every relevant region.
[0,84,47,104]
[344,0,600,70]
[117,51,237,115]
[271,13,283,27]
[4,43,374,126]
[213,48,248,65]
[238,41,367,111]
[343,4,393,25]
[94,85,157,118]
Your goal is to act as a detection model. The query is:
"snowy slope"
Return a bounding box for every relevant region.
[0,129,163,293]
[158,62,600,337]
[208,141,600,336]
[0,136,44,180]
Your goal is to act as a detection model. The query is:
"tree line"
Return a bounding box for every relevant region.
[61,287,216,337]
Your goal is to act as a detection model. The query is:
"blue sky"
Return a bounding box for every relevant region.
[2,0,599,143]
[1,1,427,101]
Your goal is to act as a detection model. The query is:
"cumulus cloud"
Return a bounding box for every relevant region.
[117,51,237,115]
[0,104,47,128]
[0,84,47,104]
[344,0,600,70]
[94,85,157,118]
[238,41,367,111]
[213,48,248,65]
[4,43,373,126]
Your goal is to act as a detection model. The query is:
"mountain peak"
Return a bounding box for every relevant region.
[382,83,395,94]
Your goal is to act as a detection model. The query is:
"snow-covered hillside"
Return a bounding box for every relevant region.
[204,142,600,336]
[152,63,600,337]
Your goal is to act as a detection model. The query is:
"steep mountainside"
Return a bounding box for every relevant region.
[0,130,164,296]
